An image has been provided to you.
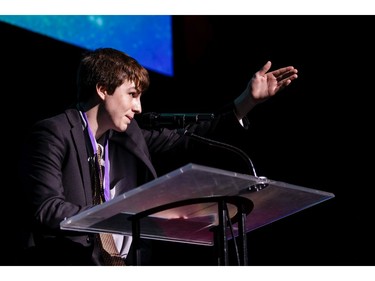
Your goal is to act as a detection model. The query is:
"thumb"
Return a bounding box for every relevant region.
[257,61,272,76]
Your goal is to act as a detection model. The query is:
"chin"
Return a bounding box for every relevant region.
[121,124,129,131]
[114,124,128,132]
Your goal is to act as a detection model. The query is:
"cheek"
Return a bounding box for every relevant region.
[108,94,131,111]
[121,94,133,109]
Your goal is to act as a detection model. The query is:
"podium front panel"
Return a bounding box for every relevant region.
[61,163,335,245]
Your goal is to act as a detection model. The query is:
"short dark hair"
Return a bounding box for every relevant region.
[76,48,150,102]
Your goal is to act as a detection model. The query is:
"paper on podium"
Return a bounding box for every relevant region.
[60,163,335,246]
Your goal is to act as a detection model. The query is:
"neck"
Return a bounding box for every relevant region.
[79,102,106,140]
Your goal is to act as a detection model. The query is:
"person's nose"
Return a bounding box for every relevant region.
[133,98,142,114]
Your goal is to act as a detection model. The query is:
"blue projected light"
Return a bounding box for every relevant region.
[0,15,173,76]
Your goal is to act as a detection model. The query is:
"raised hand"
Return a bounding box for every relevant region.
[234,61,298,120]
[251,61,298,100]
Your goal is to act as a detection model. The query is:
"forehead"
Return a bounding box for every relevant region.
[119,80,136,91]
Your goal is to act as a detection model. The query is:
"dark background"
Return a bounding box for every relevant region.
[1,15,374,266]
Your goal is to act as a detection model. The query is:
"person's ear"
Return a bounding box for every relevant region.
[96,84,107,101]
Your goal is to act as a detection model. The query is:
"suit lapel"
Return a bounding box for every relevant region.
[65,109,94,205]
[121,131,157,179]
[110,121,157,179]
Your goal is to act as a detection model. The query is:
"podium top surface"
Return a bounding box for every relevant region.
[61,163,335,246]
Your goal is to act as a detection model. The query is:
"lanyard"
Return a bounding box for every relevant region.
[82,111,111,202]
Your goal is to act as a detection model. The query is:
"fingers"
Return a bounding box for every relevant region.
[273,67,298,81]
[271,66,298,93]
[258,62,298,82]
[278,72,298,84]
[276,74,297,91]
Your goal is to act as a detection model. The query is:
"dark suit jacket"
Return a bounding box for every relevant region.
[20,105,247,265]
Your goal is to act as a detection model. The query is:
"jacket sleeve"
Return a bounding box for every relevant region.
[21,116,91,233]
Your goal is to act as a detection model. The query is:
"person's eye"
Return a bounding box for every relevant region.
[130,92,141,98]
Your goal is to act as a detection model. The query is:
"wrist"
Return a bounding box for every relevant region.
[234,91,257,120]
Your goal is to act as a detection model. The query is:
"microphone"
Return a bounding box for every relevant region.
[140,112,215,129]
[183,131,269,192]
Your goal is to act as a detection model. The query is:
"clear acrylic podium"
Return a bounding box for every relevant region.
[60,163,335,265]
